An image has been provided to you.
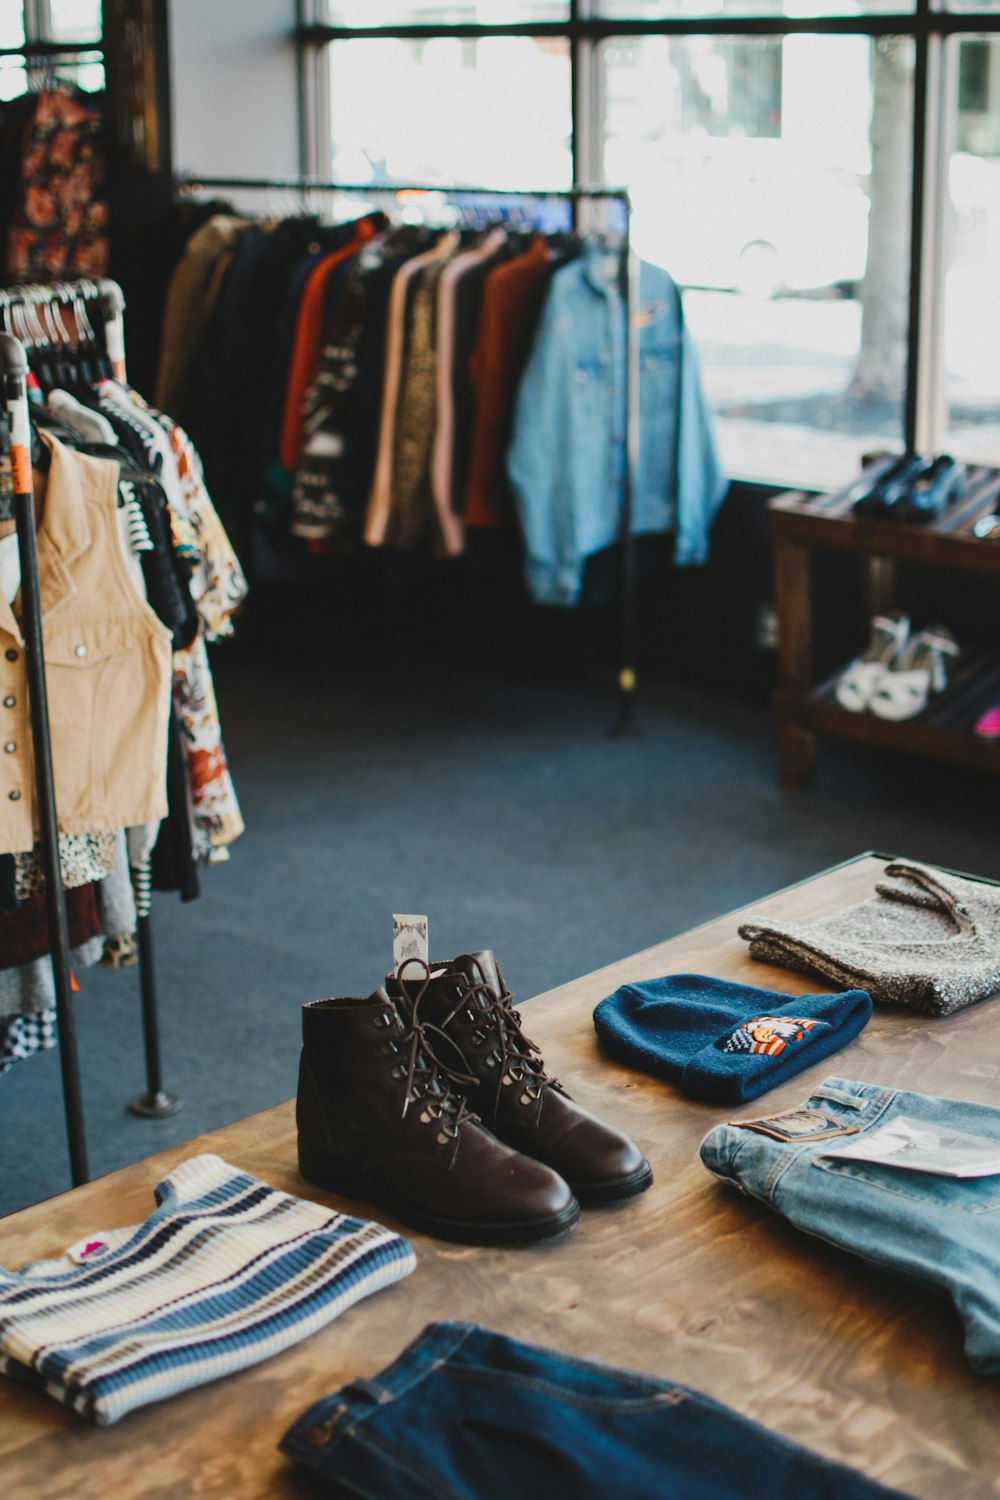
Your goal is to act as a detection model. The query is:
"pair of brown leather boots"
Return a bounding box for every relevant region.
[297,950,651,1245]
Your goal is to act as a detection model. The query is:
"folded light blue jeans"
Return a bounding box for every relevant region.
[701,1075,1000,1373]
[281,1320,909,1498]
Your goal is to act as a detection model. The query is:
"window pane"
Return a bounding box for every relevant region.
[329,37,571,189]
[323,1,569,23]
[603,34,914,488]
[0,53,26,100]
[942,35,1000,466]
[595,0,915,15]
[46,0,102,41]
[0,0,24,49]
[54,51,105,91]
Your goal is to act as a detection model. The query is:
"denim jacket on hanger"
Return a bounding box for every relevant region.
[506,244,726,607]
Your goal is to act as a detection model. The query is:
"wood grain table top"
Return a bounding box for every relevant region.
[2,853,999,1499]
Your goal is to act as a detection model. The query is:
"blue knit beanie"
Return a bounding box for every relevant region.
[593,974,872,1104]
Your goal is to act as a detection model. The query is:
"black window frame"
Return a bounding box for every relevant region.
[297,0,1000,483]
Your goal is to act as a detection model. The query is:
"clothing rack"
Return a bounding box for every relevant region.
[0,278,179,1190]
[177,175,641,736]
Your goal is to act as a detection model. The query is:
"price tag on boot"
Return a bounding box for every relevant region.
[393,914,428,977]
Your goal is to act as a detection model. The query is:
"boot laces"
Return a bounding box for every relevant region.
[444,957,552,1116]
[394,960,478,1143]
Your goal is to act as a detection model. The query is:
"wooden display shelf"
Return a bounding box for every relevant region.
[769,461,1000,787]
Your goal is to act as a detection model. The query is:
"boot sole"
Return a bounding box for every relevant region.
[570,1160,654,1206]
[298,1140,581,1247]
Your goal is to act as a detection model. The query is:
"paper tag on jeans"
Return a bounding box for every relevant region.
[821,1114,1000,1178]
[393,914,428,977]
[733,1107,857,1143]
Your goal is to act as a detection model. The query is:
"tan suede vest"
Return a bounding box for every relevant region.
[0,433,173,854]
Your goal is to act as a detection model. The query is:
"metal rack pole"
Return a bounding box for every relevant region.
[94,279,181,1122]
[0,331,89,1185]
[612,190,639,738]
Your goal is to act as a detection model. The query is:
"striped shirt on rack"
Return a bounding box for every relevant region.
[0,1154,416,1425]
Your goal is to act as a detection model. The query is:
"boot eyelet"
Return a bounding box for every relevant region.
[372,1012,392,1028]
[484,1053,498,1069]
[464,1008,476,1022]
[436,1131,451,1145]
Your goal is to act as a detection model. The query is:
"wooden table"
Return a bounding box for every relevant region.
[769,463,1000,787]
[3,853,1000,1499]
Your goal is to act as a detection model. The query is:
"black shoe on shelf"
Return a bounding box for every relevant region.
[851,452,926,517]
[894,454,965,523]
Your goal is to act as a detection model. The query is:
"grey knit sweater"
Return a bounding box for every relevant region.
[739,861,1000,1016]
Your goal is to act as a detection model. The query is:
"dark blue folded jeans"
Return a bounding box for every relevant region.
[280,1321,910,1499]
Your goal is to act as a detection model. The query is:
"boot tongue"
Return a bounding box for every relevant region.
[451,951,502,999]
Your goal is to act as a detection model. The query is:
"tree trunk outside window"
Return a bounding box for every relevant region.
[851,38,914,403]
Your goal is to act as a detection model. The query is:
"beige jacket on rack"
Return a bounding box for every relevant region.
[0,433,173,854]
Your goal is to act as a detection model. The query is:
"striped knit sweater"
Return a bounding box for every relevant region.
[0,1155,416,1425]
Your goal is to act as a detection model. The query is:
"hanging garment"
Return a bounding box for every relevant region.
[0,434,173,854]
[278,217,380,472]
[449,233,511,516]
[0,883,100,971]
[0,1154,416,1425]
[506,248,726,606]
[0,1009,58,1077]
[385,250,455,550]
[154,214,250,426]
[4,86,108,282]
[428,227,508,557]
[13,829,119,900]
[150,700,200,903]
[364,236,457,548]
[97,382,248,640]
[292,227,430,542]
[464,235,553,528]
[172,635,245,862]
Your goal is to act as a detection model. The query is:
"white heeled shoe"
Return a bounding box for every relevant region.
[834,611,910,713]
[868,625,960,722]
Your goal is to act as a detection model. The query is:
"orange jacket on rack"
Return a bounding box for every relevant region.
[0,433,173,854]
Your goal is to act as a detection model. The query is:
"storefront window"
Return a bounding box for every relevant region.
[0,53,26,99]
[328,35,572,189]
[0,0,24,47]
[46,0,102,41]
[602,33,913,488]
[323,1,569,23]
[594,0,915,15]
[943,34,1000,465]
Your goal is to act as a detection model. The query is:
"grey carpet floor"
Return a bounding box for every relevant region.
[2,649,997,1216]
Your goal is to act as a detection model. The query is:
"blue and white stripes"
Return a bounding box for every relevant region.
[0,1155,416,1425]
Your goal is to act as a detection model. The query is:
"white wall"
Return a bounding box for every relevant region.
[168,0,300,180]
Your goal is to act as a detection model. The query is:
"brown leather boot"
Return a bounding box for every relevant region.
[389,953,653,1205]
[296,985,580,1246]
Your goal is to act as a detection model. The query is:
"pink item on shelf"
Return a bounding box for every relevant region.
[973,704,1000,739]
